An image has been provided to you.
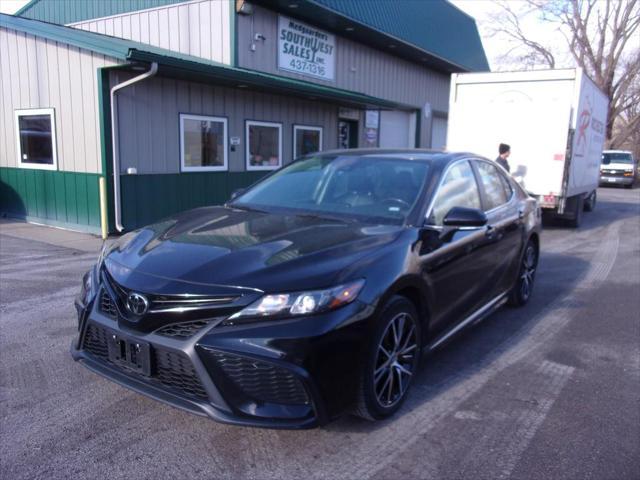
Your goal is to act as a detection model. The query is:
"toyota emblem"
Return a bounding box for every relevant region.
[126,292,149,316]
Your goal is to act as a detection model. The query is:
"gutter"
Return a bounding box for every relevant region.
[110,62,158,232]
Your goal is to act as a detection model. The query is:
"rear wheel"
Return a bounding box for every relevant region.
[353,296,421,421]
[583,190,597,212]
[567,194,584,228]
[508,240,538,307]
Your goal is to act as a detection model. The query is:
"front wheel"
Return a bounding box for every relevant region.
[508,240,538,307]
[353,296,421,421]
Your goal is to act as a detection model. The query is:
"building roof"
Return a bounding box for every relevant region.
[0,13,409,110]
[16,0,489,73]
[15,0,190,25]
[262,0,488,72]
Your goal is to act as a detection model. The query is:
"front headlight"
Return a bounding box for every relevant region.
[80,265,98,305]
[224,279,365,325]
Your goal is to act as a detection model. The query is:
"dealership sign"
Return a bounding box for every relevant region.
[278,15,335,81]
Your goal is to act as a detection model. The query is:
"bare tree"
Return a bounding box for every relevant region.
[486,0,640,152]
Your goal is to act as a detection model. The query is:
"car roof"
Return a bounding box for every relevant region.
[314,148,482,166]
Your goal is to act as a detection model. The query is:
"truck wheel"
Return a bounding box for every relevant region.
[567,194,583,228]
[583,190,597,212]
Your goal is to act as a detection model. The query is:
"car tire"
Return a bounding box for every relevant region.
[508,240,538,307]
[624,183,633,189]
[353,296,422,421]
[583,190,597,212]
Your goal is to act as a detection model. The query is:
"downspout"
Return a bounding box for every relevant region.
[110,62,158,232]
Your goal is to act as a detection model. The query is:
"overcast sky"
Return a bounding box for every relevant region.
[0,0,29,15]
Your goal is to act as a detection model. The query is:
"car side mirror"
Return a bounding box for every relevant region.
[442,206,487,228]
[229,188,245,201]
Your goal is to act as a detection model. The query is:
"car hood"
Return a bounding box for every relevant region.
[105,206,404,293]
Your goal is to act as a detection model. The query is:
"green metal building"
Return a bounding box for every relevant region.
[0,0,487,235]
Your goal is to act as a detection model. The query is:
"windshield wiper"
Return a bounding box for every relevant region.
[293,212,358,224]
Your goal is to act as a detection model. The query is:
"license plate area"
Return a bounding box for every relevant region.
[107,333,152,376]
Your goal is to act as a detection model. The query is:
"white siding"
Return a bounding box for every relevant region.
[0,27,120,173]
[70,0,232,65]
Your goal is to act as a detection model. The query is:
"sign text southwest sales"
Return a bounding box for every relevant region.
[278,15,336,81]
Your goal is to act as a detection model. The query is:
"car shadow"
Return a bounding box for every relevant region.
[323,250,591,433]
[0,180,27,220]
[542,198,639,233]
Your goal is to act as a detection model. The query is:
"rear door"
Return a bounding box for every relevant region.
[472,159,523,301]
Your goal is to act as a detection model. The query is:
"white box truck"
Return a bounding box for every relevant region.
[446,68,608,227]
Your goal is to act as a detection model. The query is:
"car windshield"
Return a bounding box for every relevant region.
[602,152,633,164]
[231,154,430,224]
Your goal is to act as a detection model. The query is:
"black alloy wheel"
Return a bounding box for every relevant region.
[354,296,421,420]
[508,240,538,307]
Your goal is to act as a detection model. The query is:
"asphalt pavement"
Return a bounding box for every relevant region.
[1,186,638,480]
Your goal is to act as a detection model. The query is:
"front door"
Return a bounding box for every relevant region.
[338,120,358,149]
[419,160,490,336]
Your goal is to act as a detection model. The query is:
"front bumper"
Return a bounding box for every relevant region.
[600,174,634,185]
[72,293,370,429]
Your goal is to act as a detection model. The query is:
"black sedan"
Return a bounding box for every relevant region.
[72,150,541,428]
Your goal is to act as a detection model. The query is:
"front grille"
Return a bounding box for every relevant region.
[210,351,309,405]
[99,290,118,319]
[155,350,208,399]
[81,323,208,401]
[155,319,215,339]
[101,268,239,315]
[602,169,631,177]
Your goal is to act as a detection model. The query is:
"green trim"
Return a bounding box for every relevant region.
[120,171,267,231]
[0,167,102,233]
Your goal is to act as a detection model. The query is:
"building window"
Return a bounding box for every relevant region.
[293,125,323,158]
[14,108,58,170]
[246,121,282,171]
[180,114,228,172]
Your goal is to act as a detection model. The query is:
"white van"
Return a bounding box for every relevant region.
[600,150,636,188]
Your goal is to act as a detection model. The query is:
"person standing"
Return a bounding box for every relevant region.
[496,143,511,172]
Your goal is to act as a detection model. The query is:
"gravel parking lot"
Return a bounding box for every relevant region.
[1,186,639,480]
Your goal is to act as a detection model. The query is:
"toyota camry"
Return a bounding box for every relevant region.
[72,150,541,428]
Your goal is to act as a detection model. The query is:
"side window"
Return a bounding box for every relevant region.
[476,161,510,211]
[429,161,481,225]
